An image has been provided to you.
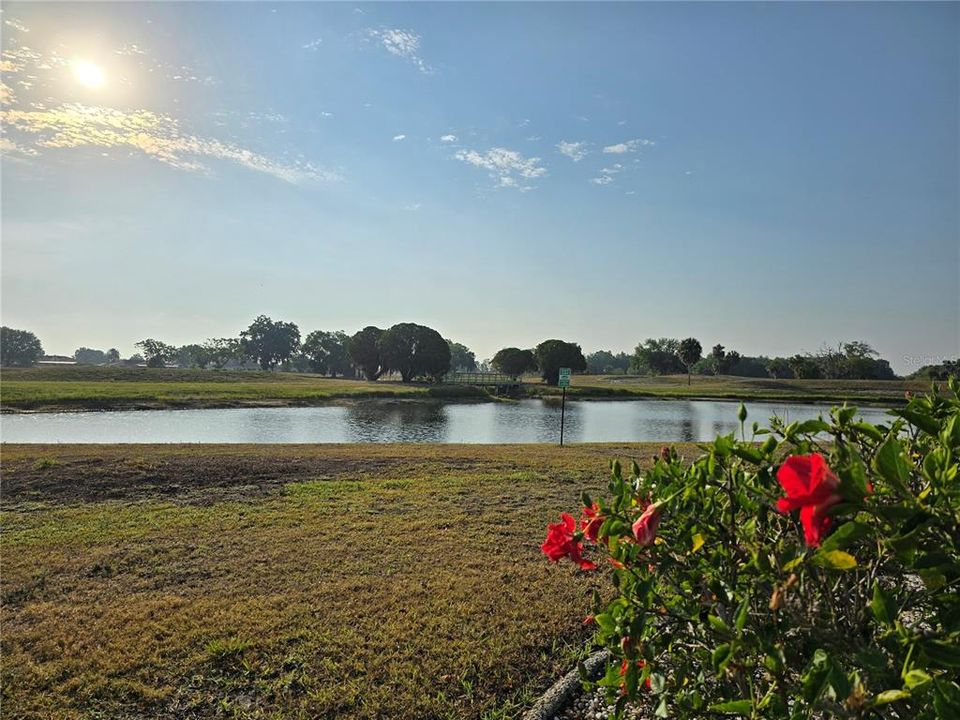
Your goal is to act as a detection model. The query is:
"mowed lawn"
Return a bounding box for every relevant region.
[0,367,447,411]
[1,443,695,719]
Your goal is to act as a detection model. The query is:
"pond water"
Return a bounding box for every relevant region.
[1,399,892,444]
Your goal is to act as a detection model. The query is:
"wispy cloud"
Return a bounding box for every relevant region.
[454,146,547,191]
[440,134,457,143]
[602,138,655,154]
[556,140,587,162]
[4,18,29,33]
[1,104,338,184]
[366,28,431,74]
[302,38,323,51]
[589,163,623,186]
[392,133,406,141]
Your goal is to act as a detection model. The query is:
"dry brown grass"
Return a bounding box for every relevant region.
[1,442,699,719]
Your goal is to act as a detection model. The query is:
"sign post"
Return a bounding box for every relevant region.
[558,368,571,446]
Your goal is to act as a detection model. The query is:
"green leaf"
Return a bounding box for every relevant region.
[734,595,750,632]
[890,408,940,436]
[873,689,911,706]
[708,700,753,715]
[733,446,763,464]
[594,613,616,634]
[711,643,731,669]
[818,521,871,553]
[874,437,912,497]
[903,670,932,690]
[707,614,730,635]
[811,549,857,570]
[922,640,960,669]
[851,421,884,442]
[794,419,831,435]
[870,582,896,626]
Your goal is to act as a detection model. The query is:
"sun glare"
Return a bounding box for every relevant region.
[71,59,105,88]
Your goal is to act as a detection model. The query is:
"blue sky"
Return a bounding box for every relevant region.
[2,2,957,373]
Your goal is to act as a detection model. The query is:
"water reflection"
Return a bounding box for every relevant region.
[0,399,891,444]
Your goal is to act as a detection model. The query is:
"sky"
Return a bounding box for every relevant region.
[1,2,957,374]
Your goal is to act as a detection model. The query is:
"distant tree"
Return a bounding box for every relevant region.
[0,326,43,367]
[535,339,587,386]
[240,315,301,371]
[586,350,631,375]
[378,323,451,382]
[348,326,385,381]
[478,358,492,373]
[105,348,121,364]
[766,357,794,380]
[492,347,537,376]
[302,330,352,377]
[446,340,478,372]
[630,338,685,375]
[204,338,241,369]
[135,339,176,368]
[910,359,959,381]
[73,347,107,365]
[811,341,895,380]
[789,354,822,380]
[123,353,145,367]
[677,338,702,385]
[175,344,211,369]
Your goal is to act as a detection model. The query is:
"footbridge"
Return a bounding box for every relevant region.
[444,372,522,388]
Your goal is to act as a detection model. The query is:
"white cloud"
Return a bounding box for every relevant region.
[404,202,422,211]
[4,19,29,33]
[440,134,457,143]
[115,44,147,56]
[454,146,547,190]
[556,140,587,162]
[320,111,333,118]
[302,38,323,51]
[392,133,406,141]
[1,103,339,184]
[590,163,623,186]
[603,138,655,154]
[367,28,431,74]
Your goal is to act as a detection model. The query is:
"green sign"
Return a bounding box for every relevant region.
[558,367,571,388]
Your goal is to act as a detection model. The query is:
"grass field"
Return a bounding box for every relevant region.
[1,442,696,720]
[0,366,925,412]
[0,366,483,412]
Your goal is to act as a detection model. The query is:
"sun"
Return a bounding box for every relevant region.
[71,59,105,89]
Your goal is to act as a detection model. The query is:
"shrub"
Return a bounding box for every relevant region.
[543,382,960,718]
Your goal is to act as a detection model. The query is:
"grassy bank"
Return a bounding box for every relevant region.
[1,366,924,412]
[0,366,487,412]
[539,373,924,405]
[1,442,696,720]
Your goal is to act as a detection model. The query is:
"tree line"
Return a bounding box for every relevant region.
[2,322,955,382]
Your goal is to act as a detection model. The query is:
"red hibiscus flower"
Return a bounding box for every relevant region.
[580,502,604,543]
[632,503,663,546]
[775,453,842,547]
[619,658,651,692]
[541,513,596,570]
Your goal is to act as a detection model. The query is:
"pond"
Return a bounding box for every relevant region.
[0,399,892,444]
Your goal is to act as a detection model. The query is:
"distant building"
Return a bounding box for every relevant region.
[37,355,77,366]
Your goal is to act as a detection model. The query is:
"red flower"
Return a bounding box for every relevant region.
[632,503,662,546]
[775,454,842,548]
[619,658,651,691]
[541,513,596,570]
[580,502,604,543]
